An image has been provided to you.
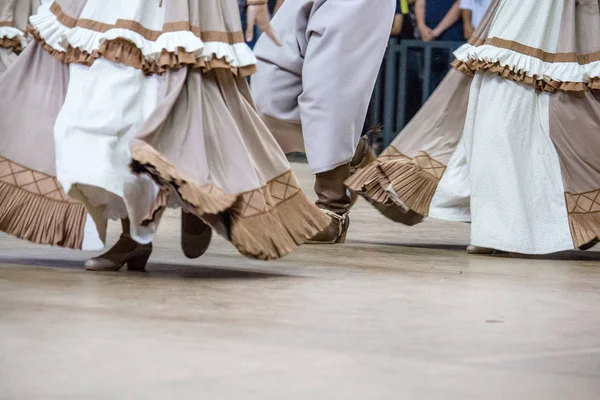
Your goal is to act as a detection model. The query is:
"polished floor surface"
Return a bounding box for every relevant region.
[1,163,600,399]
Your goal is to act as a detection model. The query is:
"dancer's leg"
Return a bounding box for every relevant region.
[254,0,395,243]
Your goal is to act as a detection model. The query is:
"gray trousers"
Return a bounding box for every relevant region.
[252,0,395,174]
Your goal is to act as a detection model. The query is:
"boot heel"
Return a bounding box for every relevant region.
[335,215,350,244]
[127,253,150,272]
[336,230,347,244]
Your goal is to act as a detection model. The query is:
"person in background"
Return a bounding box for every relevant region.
[241,0,279,48]
[389,0,422,131]
[415,0,462,42]
[415,0,463,93]
[391,0,417,38]
[460,0,492,39]
[273,0,285,14]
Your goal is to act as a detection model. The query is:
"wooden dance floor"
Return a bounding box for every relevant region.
[1,163,600,399]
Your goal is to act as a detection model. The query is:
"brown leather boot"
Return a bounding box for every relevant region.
[85,219,152,272]
[181,211,213,259]
[308,163,351,244]
[579,239,599,251]
[307,210,350,244]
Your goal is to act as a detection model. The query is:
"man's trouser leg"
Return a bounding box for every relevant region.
[253,0,395,242]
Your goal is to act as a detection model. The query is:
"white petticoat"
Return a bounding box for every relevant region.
[54,59,164,247]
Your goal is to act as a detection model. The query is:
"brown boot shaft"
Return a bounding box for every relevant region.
[314,163,351,215]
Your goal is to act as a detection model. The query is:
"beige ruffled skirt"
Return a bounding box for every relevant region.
[347,0,600,254]
[0,0,329,260]
[0,0,39,72]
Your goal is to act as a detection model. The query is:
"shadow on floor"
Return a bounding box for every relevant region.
[349,240,468,252]
[146,264,293,280]
[350,241,600,262]
[0,257,295,280]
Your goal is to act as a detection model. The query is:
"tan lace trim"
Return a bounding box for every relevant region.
[458,35,600,92]
[345,146,446,217]
[0,156,86,249]
[468,36,600,65]
[50,2,246,44]
[452,59,595,93]
[565,190,600,248]
[130,141,330,260]
[0,36,21,51]
[30,27,257,77]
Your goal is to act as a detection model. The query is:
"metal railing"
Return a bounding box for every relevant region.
[367,39,464,147]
